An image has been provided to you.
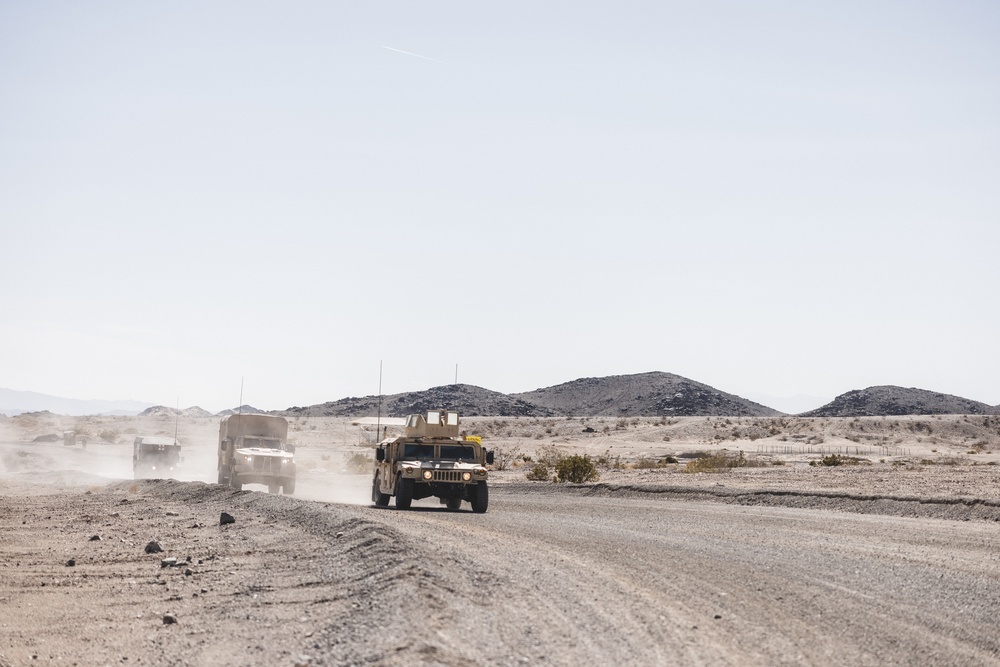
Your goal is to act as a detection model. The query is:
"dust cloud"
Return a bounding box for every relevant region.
[0,414,378,506]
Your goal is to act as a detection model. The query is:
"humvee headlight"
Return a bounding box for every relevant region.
[475,468,487,477]
[462,472,472,481]
[244,455,253,463]
[404,465,414,474]
[422,470,433,480]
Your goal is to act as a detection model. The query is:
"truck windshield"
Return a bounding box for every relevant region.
[402,444,435,460]
[439,445,477,462]
[243,438,280,449]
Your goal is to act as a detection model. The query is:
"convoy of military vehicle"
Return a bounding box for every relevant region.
[129,407,491,512]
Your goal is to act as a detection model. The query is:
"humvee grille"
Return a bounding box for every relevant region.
[431,470,463,482]
[253,457,281,473]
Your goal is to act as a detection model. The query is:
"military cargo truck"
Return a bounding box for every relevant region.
[217,414,296,494]
[133,436,181,479]
[372,410,493,513]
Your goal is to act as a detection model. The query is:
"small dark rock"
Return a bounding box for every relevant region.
[144,541,163,554]
[66,559,76,567]
[220,512,236,525]
[162,614,177,625]
[184,568,193,576]
[89,535,101,541]
[161,558,178,568]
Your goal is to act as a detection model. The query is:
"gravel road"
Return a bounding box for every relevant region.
[2,476,999,667]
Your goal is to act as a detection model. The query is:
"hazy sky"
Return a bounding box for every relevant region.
[2,1,998,414]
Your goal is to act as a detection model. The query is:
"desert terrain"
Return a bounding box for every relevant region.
[2,413,1000,666]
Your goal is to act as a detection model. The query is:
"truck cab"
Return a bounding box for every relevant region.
[133,436,182,479]
[218,414,296,495]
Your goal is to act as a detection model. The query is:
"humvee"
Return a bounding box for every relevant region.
[371,410,493,513]
[133,436,181,479]
[217,413,296,494]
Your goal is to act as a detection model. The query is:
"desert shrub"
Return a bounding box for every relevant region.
[634,455,678,469]
[555,455,599,483]
[816,454,844,466]
[683,451,765,473]
[595,449,624,470]
[535,445,565,468]
[810,454,867,467]
[98,429,119,443]
[344,452,372,474]
[525,463,551,481]
[491,445,523,471]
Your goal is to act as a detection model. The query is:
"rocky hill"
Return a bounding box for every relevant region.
[512,372,782,417]
[800,386,998,417]
[139,405,215,418]
[281,384,554,418]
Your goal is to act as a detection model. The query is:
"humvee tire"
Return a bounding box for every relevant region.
[372,475,390,507]
[217,468,227,485]
[395,475,413,510]
[446,497,462,511]
[282,479,295,495]
[471,481,488,514]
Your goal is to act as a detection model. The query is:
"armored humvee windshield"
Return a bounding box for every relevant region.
[439,445,477,461]
[402,443,436,460]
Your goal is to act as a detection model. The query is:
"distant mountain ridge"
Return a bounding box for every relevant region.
[0,388,154,417]
[5,377,998,418]
[801,386,999,417]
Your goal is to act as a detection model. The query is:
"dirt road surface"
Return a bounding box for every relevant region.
[3,470,999,666]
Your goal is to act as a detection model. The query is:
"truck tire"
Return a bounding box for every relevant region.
[229,466,242,491]
[372,475,390,507]
[446,497,462,511]
[282,479,295,495]
[217,468,227,485]
[395,475,413,510]
[471,481,489,514]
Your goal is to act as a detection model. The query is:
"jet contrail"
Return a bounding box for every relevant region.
[381,45,441,63]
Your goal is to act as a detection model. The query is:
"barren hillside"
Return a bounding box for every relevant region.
[282,384,554,418]
[801,386,998,417]
[512,371,782,417]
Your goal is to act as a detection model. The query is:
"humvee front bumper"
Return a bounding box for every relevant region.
[398,464,487,484]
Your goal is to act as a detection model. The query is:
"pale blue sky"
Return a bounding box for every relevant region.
[2,1,998,413]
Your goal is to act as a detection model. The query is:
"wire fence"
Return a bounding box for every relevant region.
[755,444,909,457]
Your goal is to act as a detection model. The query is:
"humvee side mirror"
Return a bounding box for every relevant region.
[486,451,494,465]
[376,448,385,462]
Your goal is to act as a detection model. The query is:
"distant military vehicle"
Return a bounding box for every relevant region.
[372,410,493,513]
[133,436,182,479]
[217,414,296,494]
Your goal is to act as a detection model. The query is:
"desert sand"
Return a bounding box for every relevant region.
[2,414,999,666]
